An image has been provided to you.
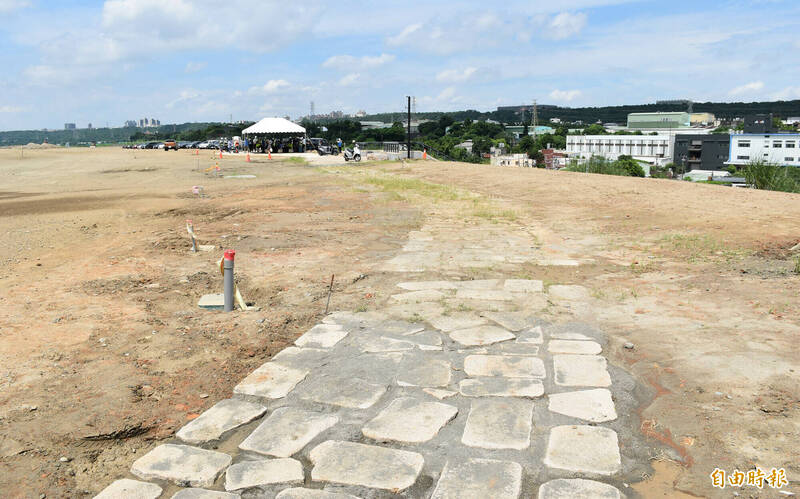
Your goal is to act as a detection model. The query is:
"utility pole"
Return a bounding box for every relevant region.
[407,95,412,159]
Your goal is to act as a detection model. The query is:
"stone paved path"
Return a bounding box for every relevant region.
[97,221,650,498]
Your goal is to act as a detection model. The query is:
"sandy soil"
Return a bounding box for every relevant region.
[1,148,797,498]
[0,148,417,498]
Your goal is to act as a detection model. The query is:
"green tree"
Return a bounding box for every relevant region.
[615,155,646,177]
[583,124,606,135]
[472,137,492,156]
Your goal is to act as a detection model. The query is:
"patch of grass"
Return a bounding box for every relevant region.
[591,288,607,299]
[795,255,800,274]
[354,304,368,313]
[471,199,519,223]
[362,174,465,201]
[282,156,307,165]
[658,233,751,263]
[629,261,659,275]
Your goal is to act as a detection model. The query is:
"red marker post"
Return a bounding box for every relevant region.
[223,250,235,312]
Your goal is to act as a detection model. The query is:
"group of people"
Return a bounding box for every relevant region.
[239,137,307,154]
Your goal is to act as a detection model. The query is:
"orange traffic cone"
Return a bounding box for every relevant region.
[194,148,199,155]
[246,152,251,163]
[219,149,223,159]
[423,149,427,160]
[268,151,272,160]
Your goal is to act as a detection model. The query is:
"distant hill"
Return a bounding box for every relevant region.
[0,122,214,147]
[359,99,800,125]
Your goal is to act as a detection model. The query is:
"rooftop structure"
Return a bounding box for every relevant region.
[627,112,691,130]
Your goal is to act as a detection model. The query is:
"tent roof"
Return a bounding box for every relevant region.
[242,117,306,135]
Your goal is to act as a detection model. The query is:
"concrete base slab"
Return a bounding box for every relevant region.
[464,355,545,378]
[538,478,622,499]
[455,279,501,289]
[548,340,602,355]
[310,440,424,491]
[362,397,458,443]
[450,326,515,346]
[462,398,534,450]
[271,347,330,370]
[198,294,224,310]
[295,324,348,349]
[239,407,339,457]
[95,479,161,499]
[553,355,611,387]
[131,444,231,488]
[431,458,523,499]
[176,398,266,444]
[548,389,617,422]
[459,377,544,398]
[297,377,386,409]
[544,425,621,475]
[233,362,309,399]
[224,458,303,491]
[496,342,540,355]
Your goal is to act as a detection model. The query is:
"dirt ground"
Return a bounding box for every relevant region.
[0,148,797,498]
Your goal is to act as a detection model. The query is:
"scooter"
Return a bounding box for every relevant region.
[343,146,361,162]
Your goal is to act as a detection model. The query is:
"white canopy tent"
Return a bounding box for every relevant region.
[242,117,306,137]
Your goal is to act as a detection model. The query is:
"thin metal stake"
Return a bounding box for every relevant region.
[324,274,335,315]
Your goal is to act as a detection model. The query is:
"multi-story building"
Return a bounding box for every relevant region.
[673,134,730,171]
[566,134,673,165]
[690,112,715,125]
[727,133,800,167]
[627,112,691,130]
[64,123,76,130]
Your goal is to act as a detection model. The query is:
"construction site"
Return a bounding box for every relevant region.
[0,146,797,498]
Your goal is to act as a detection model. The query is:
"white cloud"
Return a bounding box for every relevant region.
[772,86,800,100]
[249,79,290,94]
[549,89,582,102]
[729,81,764,96]
[0,0,30,13]
[338,73,360,86]
[543,12,588,39]
[386,23,423,47]
[322,53,395,69]
[0,105,25,113]
[184,61,207,73]
[436,67,477,83]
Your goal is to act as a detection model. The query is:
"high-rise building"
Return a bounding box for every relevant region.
[64,123,76,130]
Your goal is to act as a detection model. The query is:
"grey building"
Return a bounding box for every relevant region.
[743,114,776,134]
[64,123,76,130]
[673,134,730,172]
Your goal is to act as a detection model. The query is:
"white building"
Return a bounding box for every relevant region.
[727,133,800,167]
[566,134,673,165]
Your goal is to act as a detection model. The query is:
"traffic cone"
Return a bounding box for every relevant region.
[194,148,198,155]
[423,149,427,160]
[268,151,272,160]
[246,152,251,163]
[219,149,223,159]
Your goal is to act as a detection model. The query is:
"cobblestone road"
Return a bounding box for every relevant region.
[97,222,652,498]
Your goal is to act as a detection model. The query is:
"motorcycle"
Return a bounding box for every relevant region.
[343,146,361,162]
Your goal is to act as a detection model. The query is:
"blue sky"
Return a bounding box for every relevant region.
[1,0,799,130]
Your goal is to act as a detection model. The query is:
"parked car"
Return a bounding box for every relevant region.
[309,137,335,155]
[163,139,178,151]
[144,141,161,149]
[197,141,211,149]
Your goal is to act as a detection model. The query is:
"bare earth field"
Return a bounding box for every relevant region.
[0,147,797,498]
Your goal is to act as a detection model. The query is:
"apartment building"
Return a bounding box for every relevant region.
[566,134,673,165]
[727,134,800,167]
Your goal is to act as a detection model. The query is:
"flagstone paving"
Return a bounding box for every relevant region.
[97,221,654,498]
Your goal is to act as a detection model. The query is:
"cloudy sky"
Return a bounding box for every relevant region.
[1,0,799,130]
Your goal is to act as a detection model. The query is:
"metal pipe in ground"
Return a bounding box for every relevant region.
[223,250,235,312]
